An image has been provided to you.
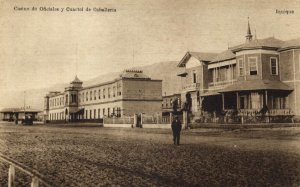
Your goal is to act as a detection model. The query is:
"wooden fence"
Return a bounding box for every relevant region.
[0,153,53,187]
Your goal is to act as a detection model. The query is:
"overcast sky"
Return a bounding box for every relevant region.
[1,0,300,93]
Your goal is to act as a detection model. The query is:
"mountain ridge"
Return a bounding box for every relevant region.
[0,61,182,110]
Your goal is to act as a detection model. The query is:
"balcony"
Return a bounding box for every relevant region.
[182,83,200,92]
[208,79,237,91]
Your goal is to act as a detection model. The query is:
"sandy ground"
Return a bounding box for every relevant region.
[0,123,300,186]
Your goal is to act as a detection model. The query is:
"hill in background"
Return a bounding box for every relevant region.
[0,61,182,110]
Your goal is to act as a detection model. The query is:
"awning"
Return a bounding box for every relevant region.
[71,108,84,114]
[219,80,293,93]
[177,72,188,77]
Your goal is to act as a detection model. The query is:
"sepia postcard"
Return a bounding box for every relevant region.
[0,0,300,186]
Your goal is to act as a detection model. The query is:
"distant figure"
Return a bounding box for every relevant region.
[171,116,182,145]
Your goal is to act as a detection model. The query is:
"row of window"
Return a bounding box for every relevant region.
[238,93,288,110]
[78,86,122,103]
[49,107,122,121]
[192,57,278,85]
[49,112,64,121]
[84,107,122,119]
[212,65,236,82]
[49,94,77,107]
[50,85,123,107]
[49,96,64,107]
[238,57,278,76]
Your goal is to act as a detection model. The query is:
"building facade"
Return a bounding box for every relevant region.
[178,21,300,121]
[44,70,162,122]
[0,107,41,121]
[162,93,181,116]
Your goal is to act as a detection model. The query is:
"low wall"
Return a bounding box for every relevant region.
[190,122,300,129]
[142,124,171,129]
[46,119,103,124]
[103,124,133,128]
[46,120,66,124]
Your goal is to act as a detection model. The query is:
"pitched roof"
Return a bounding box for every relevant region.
[177,51,218,67]
[279,38,300,51]
[189,52,218,62]
[210,49,236,63]
[178,36,300,67]
[0,108,41,113]
[232,37,284,53]
[219,80,293,93]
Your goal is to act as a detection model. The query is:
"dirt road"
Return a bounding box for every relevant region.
[0,123,299,186]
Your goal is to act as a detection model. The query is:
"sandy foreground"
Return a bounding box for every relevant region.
[0,123,300,186]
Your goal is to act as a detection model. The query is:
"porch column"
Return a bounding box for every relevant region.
[183,111,188,129]
[265,90,268,107]
[133,113,138,128]
[236,92,239,110]
[222,93,225,110]
[265,90,270,123]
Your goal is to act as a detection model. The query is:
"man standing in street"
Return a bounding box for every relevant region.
[171,116,182,145]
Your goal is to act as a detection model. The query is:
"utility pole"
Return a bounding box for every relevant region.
[24,91,26,119]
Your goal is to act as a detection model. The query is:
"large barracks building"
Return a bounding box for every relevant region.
[177,21,300,121]
[44,70,162,122]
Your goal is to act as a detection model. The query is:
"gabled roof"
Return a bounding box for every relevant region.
[178,36,300,67]
[219,80,292,93]
[177,51,218,67]
[279,38,300,51]
[210,49,236,63]
[232,37,284,53]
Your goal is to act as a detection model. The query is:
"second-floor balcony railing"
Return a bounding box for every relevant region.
[208,79,237,90]
[182,83,200,92]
